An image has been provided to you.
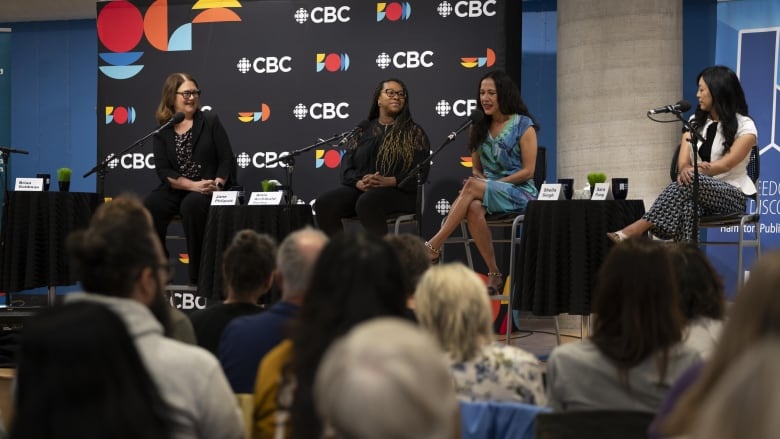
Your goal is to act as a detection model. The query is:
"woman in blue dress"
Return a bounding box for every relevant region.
[425,70,539,293]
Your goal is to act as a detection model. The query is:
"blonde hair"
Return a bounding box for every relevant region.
[314,318,456,439]
[664,250,780,435]
[414,263,493,362]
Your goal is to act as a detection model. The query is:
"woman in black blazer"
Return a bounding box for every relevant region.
[144,72,235,285]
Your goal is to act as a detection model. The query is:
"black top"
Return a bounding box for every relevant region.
[188,302,264,355]
[340,119,430,193]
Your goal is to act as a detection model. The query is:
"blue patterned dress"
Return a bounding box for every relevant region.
[478,114,538,214]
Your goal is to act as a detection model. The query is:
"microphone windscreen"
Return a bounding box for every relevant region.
[357,119,371,130]
[171,112,185,124]
[677,100,692,112]
[469,109,485,124]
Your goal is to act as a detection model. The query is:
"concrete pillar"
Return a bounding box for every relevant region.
[557,0,683,204]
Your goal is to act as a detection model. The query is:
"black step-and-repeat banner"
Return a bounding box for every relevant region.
[96,0,517,243]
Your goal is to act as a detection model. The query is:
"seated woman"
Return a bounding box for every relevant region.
[315,78,430,236]
[144,72,235,285]
[546,239,701,412]
[423,70,539,293]
[609,65,757,242]
[414,262,546,405]
[668,243,725,358]
[10,302,172,438]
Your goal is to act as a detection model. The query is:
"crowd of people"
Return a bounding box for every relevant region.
[2,65,770,439]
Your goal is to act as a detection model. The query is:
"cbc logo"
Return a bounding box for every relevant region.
[293,103,350,120]
[236,151,291,169]
[236,56,292,74]
[106,106,136,125]
[375,51,434,69]
[435,99,478,117]
[107,153,154,170]
[294,6,351,23]
[437,0,496,17]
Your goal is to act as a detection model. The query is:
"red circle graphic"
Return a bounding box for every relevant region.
[97,1,144,53]
[324,150,341,168]
[112,107,129,124]
[324,53,342,72]
[385,3,403,21]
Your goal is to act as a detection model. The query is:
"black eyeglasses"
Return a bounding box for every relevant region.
[383,89,406,99]
[176,90,201,99]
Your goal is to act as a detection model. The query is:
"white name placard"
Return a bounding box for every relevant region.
[591,183,614,200]
[210,191,239,206]
[248,191,284,206]
[15,178,44,192]
[538,183,564,200]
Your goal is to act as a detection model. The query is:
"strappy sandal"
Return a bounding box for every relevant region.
[424,241,441,264]
[487,272,503,295]
[606,231,628,243]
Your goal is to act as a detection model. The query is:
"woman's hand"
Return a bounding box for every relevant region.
[362,173,396,189]
[192,179,218,195]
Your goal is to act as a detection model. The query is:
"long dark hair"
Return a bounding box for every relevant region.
[366,78,419,173]
[11,302,172,438]
[591,239,684,387]
[467,70,539,152]
[668,243,725,321]
[692,65,750,154]
[289,231,409,439]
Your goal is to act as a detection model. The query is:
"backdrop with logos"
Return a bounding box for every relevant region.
[97,0,519,248]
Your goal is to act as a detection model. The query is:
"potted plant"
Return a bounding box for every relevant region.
[57,167,72,192]
[587,172,606,196]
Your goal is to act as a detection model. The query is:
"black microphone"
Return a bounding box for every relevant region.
[0,146,29,155]
[155,112,185,133]
[648,100,692,115]
[337,120,371,146]
[447,109,484,141]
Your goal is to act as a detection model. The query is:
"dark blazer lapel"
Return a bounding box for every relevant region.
[191,110,205,152]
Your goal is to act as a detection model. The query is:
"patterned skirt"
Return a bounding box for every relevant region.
[643,176,746,241]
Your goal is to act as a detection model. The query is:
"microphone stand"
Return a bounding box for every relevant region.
[83,124,169,200]
[675,113,704,243]
[265,130,353,206]
[399,122,473,236]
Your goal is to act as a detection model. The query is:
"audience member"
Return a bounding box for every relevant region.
[252,230,409,439]
[668,243,725,358]
[64,194,243,438]
[219,227,327,393]
[546,239,700,412]
[10,302,172,439]
[314,318,457,439]
[415,262,546,405]
[189,229,276,354]
[690,340,780,439]
[661,250,780,437]
[383,232,431,309]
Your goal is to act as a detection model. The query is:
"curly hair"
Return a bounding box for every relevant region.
[467,70,539,152]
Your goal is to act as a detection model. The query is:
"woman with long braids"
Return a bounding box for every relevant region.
[424,70,540,293]
[315,78,430,236]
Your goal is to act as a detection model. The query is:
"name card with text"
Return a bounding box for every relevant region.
[591,183,613,200]
[248,191,284,206]
[210,191,239,206]
[538,183,564,200]
[15,178,44,192]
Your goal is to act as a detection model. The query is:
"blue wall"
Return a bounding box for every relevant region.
[3,20,96,192]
